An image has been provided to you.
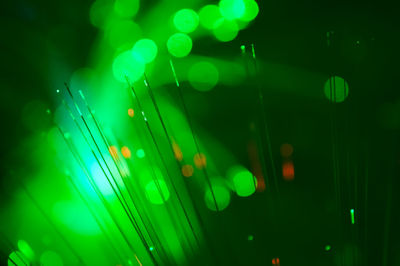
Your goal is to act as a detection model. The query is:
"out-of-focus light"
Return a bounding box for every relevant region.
[204,183,231,211]
[167,33,193,58]
[228,165,257,197]
[240,0,259,22]
[132,39,158,63]
[149,246,154,251]
[90,0,112,29]
[199,5,222,30]
[188,62,219,92]
[247,235,254,241]
[219,0,246,20]
[121,146,131,158]
[323,76,349,103]
[112,50,145,82]
[272,258,280,265]
[40,250,63,266]
[109,146,118,158]
[325,245,331,251]
[280,143,293,157]
[128,108,135,117]
[107,20,141,49]
[181,165,194,177]
[213,18,239,42]
[193,153,207,168]
[282,161,295,181]
[145,179,170,205]
[17,240,35,261]
[172,142,183,161]
[114,0,139,18]
[136,149,145,158]
[350,209,355,224]
[8,251,29,266]
[173,9,199,33]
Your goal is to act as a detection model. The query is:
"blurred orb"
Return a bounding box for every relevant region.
[128,108,135,117]
[280,143,293,157]
[136,149,145,158]
[199,5,222,30]
[132,39,158,63]
[181,165,194,177]
[107,20,141,49]
[228,165,256,197]
[8,251,29,266]
[247,235,254,241]
[90,0,112,29]
[325,245,332,251]
[121,146,131,158]
[21,100,52,132]
[109,146,118,158]
[240,0,259,22]
[323,76,349,103]
[213,18,239,42]
[172,142,183,161]
[167,33,193,58]
[173,9,199,33]
[193,153,207,168]
[112,50,145,82]
[145,179,170,204]
[17,240,35,261]
[40,250,63,266]
[204,181,231,211]
[282,161,295,181]
[114,0,139,18]
[188,62,219,91]
[219,0,245,20]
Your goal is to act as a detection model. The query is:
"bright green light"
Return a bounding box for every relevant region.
[8,251,29,266]
[350,209,355,224]
[213,18,239,42]
[228,165,256,197]
[133,39,158,63]
[248,235,254,241]
[325,245,331,251]
[136,149,145,158]
[173,9,199,33]
[167,33,193,58]
[204,183,231,211]
[199,5,222,30]
[17,240,35,261]
[323,76,349,103]
[114,0,139,18]
[240,0,259,22]
[40,250,64,266]
[145,179,170,205]
[107,20,141,49]
[112,50,145,82]
[219,0,246,20]
[188,61,219,92]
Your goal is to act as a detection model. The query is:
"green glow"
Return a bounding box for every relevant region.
[325,245,331,251]
[219,0,246,20]
[145,179,170,205]
[213,18,239,42]
[204,182,231,211]
[112,50,145,82]
[136,149,145,158]
[350,209,355,224]
[248,235,254,241]
[188,61,219,92]
[107,20,141,49]
[40,250,64,266]
[133,39,158,63]
[240,0,259,22]
[199,5,222,30]
[324,76,349,103]
[89,0,112,29]
[17,240,35,261]
[167,33,193,58]
[228,165,256,197]
[53,201,100,235]
[114,0,139,18]
[173,9,199,33]
[8,251,29,266]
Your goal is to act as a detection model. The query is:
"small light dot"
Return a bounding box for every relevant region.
[128,108,134,117]
[121,146,131,158]
[247,235,254,241]
[149,246,154,251]
[136,149,145,158]
[194,153,207,169]
[325,245,331,251]
[109,146,118,158]
[181,165,194,177]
